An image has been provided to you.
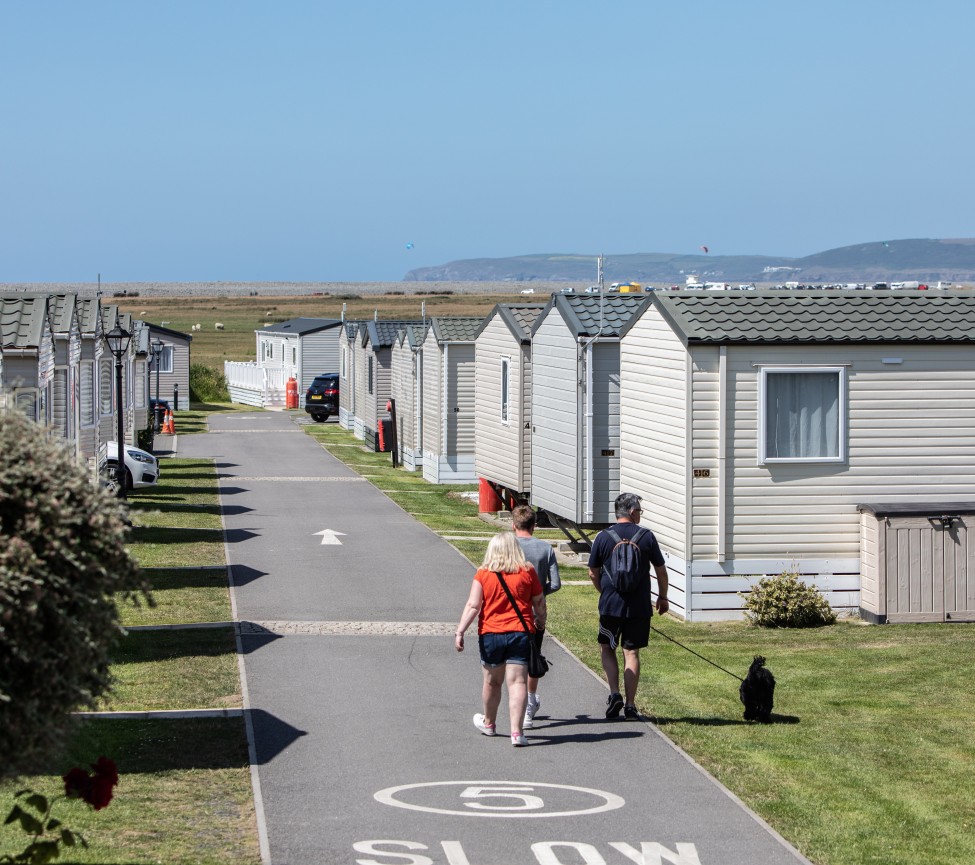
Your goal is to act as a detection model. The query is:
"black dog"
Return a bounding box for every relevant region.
[739,655,775,722]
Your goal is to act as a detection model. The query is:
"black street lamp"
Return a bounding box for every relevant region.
[151,337,164,432]
[104,319,132,499]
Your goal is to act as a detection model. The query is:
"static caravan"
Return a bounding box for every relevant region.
[146,323,193,411]
[420,317,482,484]
[76,297,105,463]
[389,323,428,471]
[530,294,648,526]
[619,291,975,622]
[98,307,139,446]
[357,320,423,450]
[339,321,362,430]
[0,294,56,426]
[131,320,152,437]
[47,294,83,455]
[474,303,545,500]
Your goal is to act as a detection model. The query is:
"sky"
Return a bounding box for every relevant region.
[2,1,973,283]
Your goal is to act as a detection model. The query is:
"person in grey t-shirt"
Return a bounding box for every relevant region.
[512,505,560,729]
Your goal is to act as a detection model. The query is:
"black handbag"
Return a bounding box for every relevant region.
[494,571,550,678]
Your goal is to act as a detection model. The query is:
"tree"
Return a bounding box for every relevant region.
[0,412,150,777]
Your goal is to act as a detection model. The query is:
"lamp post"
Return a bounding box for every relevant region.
[151,338,164,432]
[104,319,132,499]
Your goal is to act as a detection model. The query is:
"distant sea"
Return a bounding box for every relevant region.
[0,281,568,298]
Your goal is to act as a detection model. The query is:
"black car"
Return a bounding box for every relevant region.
[305,374,339,422]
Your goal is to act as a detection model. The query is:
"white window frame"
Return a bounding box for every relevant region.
[158,345,174,374]
[500,356,511,425]
[757,365,847,465]
[341,345,347,379]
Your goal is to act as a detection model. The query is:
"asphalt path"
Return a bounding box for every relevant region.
[178,411,811,865]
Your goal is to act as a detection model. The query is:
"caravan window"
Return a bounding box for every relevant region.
[500,357,510,424]
[759,367,846,464]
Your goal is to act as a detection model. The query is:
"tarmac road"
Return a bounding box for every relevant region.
[179,411,812,865]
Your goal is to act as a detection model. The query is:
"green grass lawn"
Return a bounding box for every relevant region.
[2,440,258,865]
[309,420,975,865]
[0,719,258,865]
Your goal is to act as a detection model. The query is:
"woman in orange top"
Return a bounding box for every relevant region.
[455,532,546,746]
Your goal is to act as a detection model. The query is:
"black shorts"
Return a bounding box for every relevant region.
[597,615,650,650]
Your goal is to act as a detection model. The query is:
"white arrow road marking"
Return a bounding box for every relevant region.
[314,529,346,545]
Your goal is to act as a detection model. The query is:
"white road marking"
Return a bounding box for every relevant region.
[374,781,625,819]
[314,528,346,545]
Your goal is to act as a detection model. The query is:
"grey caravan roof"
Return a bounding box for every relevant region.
[396,322,428,350]
[474,302,546,343]
[531,293,649,339]
[1,295,48,349]
[76,297,102,336]
[147,322,193,343]
[343,320,363,340]
[264,317,342,336]
[364,319,423,349]
[42,293,78,336]
[428,317,484,343]
[629,291,975,345]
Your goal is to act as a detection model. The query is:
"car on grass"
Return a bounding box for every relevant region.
[305,373,339,422]
[102,441,160,494]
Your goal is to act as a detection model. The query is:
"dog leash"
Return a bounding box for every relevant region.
[649,625,743,682]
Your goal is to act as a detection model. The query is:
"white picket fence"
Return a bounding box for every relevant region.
[224,361,295,407]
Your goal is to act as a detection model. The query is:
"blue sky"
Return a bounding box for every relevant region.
[2,1,972,283]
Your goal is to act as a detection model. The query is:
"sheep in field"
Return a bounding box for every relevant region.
[215,322,225,330]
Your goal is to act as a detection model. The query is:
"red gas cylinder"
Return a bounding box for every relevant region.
[478,478,504,513]
[286,377,299,409]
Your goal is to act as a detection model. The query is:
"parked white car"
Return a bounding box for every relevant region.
[103,442,160,492]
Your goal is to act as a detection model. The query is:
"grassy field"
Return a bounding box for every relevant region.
[0,452,259,865]
[306,419,975,865]
[115,290,535,370]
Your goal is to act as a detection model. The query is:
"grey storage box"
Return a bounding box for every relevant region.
[858,502,975,623]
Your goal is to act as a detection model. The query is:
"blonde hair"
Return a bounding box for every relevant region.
[481,531,528,573]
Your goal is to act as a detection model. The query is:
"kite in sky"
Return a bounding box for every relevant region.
[700,245,709,254]
[405,242,414,250]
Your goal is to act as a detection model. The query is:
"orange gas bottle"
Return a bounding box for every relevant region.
[286,377,299,409]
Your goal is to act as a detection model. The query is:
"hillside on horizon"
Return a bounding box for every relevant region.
[404,238,975,284]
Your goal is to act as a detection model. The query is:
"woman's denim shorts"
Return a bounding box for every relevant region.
[478,631,531,668]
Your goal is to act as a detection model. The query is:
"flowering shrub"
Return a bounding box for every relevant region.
[740,568,837,628]
[0,412,151,777]
[2,757,119,864]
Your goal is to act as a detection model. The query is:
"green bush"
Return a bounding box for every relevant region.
[740,568,837,628]
[0,412,151,777]
[189,363,230,403]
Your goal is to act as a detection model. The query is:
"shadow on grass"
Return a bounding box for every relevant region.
[58,711,306,772]
[111,628,237,663]
[141,567,229,591]
[650,713,801,726]
[129,527,258,545]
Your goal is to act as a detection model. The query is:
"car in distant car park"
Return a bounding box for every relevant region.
[305,373,339,422]
[102,441,160,493]
[520,288,535,294]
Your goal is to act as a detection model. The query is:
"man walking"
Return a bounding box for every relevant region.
[512,504,560,729]
[587,492,669,720]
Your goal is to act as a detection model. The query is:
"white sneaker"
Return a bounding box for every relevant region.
[523,695,540,729]
[511,732,530,747]
[473,713,496,737]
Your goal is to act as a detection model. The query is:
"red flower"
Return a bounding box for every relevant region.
[62,767,91,800]
[62,757,118,810]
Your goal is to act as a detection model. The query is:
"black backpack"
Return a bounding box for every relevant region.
[604,528,647,594]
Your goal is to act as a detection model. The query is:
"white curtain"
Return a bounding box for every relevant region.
[766,372,839,459]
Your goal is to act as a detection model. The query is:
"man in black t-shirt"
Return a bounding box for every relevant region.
[587,492,670,721]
